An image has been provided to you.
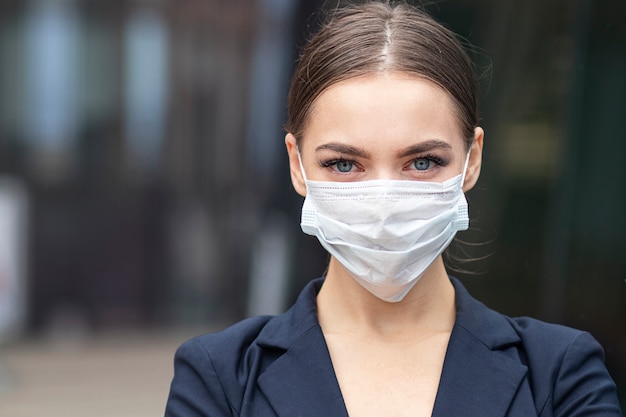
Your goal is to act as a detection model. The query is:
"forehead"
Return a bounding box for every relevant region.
[301,72,465,151]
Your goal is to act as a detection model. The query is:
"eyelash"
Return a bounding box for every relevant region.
[319,158,359,173]
[410,154,448,169]
[318,154,449,174]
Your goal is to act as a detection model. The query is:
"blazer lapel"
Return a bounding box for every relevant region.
[431,323,528,417]
[258,324,348,417]
[255,278,348,417]
[254,277,531,417]
[432,278,529,417]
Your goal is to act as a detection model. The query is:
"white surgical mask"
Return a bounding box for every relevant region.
[298,152,470,302]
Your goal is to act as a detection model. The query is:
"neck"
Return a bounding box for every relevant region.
[316,257,456,341]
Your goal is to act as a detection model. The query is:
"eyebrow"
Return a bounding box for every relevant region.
[315,140,452,159]
[397,140,452,158]
[315,143,372,158]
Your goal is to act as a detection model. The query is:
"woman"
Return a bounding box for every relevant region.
[165,2,622,416]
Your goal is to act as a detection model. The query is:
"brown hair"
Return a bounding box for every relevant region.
[285,1,478,149]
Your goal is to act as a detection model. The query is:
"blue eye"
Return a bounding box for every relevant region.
[413,158,432,171]
[319,158,357,173]
[335,160,354,173]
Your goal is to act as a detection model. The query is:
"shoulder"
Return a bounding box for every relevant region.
[165,278,324,417]
[165,316,275,416]
[505,315,603,380]
[172,314,285,389]
[508,316,622,416]
[179,315,274,363]
[174,277,323,370]
[507,314,594,355]
[450,277,621,416]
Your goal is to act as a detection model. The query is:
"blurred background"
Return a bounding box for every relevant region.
[0,0,624,415]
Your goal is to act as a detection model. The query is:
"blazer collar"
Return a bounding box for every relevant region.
[255,278,348,417]
[431,277,528,417]
[255,278,527,417]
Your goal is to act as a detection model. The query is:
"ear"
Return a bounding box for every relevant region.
[462,127,484,192]
[285,133,307,197]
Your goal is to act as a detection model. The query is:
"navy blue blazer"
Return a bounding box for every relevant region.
[165,277,622,416]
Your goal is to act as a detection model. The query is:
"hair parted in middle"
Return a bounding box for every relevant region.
[285,1,478,150]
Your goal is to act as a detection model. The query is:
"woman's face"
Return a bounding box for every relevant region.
[286,72,484,195]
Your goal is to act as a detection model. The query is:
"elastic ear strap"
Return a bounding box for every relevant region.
[460,148,472,187]
[296,148,309,183]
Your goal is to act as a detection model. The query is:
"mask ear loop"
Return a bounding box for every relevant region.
[460,148,472,187]
[296,148,310,184]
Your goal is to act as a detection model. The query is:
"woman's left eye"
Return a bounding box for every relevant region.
[412,157,433,171]
[335,160,354,172]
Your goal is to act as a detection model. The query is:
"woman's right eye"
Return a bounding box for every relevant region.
[320,158,355,173]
